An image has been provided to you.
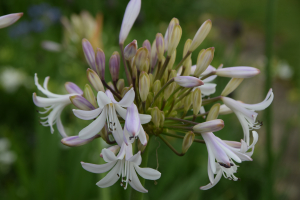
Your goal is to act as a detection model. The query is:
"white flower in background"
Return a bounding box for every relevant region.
[33,74,83,137]
[0,13,23,29]
[200,131,258,190]
[222,89,274,145]
[81,142,161,193]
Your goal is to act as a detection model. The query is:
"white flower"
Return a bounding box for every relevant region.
[200,131,258,190]
[81,142,161,193]
[222,89,274,145]
[33,74,83,137]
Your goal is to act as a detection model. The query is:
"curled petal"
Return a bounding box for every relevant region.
[200,170,222,190]
[129,164,148,193]
[73,107,102,120]
[97,91,112,108]
[134,164,161,180]
[81,160,117,173]
[65,82,83,95]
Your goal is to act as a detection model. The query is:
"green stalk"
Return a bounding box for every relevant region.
[129,138,151,200]
[264,0,277,199]
[98,140,110,200]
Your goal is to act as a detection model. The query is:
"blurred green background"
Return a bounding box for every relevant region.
[0,0,299,199]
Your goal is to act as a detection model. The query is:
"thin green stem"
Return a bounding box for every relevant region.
[98,140,111,200]
[119,43,132,85]
[174,51,192,70]
[161,132,205,144]
[158,135,184,156]
[150,78,174,106]
[184,112,208,120]
[201,71,215,80]
[156,56,171,80]
[165,117,198,125]
[102,80,122,100]
[202,96,222,106]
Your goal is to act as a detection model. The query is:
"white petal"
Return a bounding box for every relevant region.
[202,75,217,83]
[96,161,121,188]
[116,142,126,160]
[117,88,135,107]
[102,149,118,163]
[207,157,214,184]
[139,114,152,124]
[125,103,140,136]
[200,170,222,190]
[137,126,147,145]
[205,138,216,173]
[97,91,111,108]
[73,107,102,120]
[81,160,117,173]
[0,13,23,29]
[241,89,274,111]
[115,104,127,119]
[56,117,68,138]
[235,112,250,145]
[112,111,127,147]
[200,65,216,76]
[129,164,148,193]
[78,109,106,139]
[134,164,161,180]
[199,83,216,96]
[128,151,141,165]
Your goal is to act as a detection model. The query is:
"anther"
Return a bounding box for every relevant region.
[117,173,119,177]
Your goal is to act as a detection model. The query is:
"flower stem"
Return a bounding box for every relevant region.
[161,132,205,144]
[158,135,184,156]
[119,43,132,85]
[150,78,174,106]
[165,117,198,125]
[174,51,191,70]
[98,140,111,200]
[129,137,151,200]
[102,80,122,100]
[156,56,171,80]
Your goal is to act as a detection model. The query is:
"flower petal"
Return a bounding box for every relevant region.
[96,161,121,188]
[73,107,102,120]
[0,13,23,29]
[56,117,68,138]
[78,109,106,139]
[125,103,140,136]
[115,104,127,119]
[81,160,117,173]
[137,126,147,145]
[198,83,216,96]
[65,82,83,95]
[129,164,148,193]
[128,151,141,165]
[97,91,112,108]
[102,148,118,163]
[241,89,274,111]
[200,170,222,190]
[134,164,161,180]
[117,88,135,107]
[139,114,152,124]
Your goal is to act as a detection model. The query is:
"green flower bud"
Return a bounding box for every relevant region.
[134,47,149,71]
[167,24,182,56]
[184,93,193,112]
[156,33,165,61]
[86,68,104,92]
[83,84,98,108]
[151,107,161,128]
[160,111,165,127]
[206,103,220,121]
[189,19,212,52]
[182,131,195,154]
[124,40,137,60]
[167,50,177,71]
[221,78,244,97]
[194,47,215,77]
[165,18,180,52]
[117,79,125,92]
[149,73,154,90]
[193,88,202,115]
[153,80,161,96]
[139,72,150,102]
[150,39,158,71]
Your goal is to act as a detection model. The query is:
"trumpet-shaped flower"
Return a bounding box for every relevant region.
[222,89,274,145]
[81,142,161,193]
[200,131,258,190]
[33,74,83,137]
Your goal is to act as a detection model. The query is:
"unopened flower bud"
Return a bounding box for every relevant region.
[151,107,161,128]
[215,67,260,78]
[95,48,105,79]
[193,119,224,133]
[0,13,23,29]
[160,111,165,127]
[167,24,182,56]
[139,72,150,102]
[184,93,193,112]
[194,47,215,77]
[87,68,105,92]
[138,133,149,152]
[182,131,195,154]
[153,80,161,96]
[124,40,137,60]
[107,82,115,91]
[119,0,141,44]
[149,73,154,90]
[70,95,95,110]
[156,33,165,61]
[219,104,232,115]
[164,70,177,100]
[182,59,192,76]
[109,52,120,81]
[100,145,120,157]
[206,103,220,121]
[150,39,158,70]
[143,40,151,59]
[134,47,148,71]
[189,20,212,52]
[117,79,125,92]
[174,76,204,88]
[61,135,100,147]
[169,110,177,117]
[193,88,202,115]
[82,39,96,70]
[167,50,176,70]
[140,58,150,72]
[83,84,98,108]
[132,65,137,79]
[183,39,192,67]
[221,78,244,96]
[65,82,83,95]
[165,18,180,52]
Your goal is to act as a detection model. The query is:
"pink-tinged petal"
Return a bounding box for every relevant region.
[129,164,148,193]
[174,76,204,88]
[0,13,23,29]
[223,140,241,149]
[119,0,141,44]
[97,91,112,108]
[78,109,107,139]
[128,151,141,165]
[61,135,99,147]
[73,107,102,120]
[200,170,222,190]
[216,66,260,78]
[137,126,147,145]
[112,111,127,147]
[134,164,161,180]
[102,148,118,163]
[139,114,151,124]
[199,83,216,96]
[56,117,68,138]
[82,39,96,71]
[96,161,121,188]
[215,139,242,163]
[70,95,95,110]
[125,104,140,137]
[241,89,274,111]
[65,82,83,95]
[117,88,135,107]
[81,160,117,173]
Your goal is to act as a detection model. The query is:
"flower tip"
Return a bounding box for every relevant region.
[100,153,103,158]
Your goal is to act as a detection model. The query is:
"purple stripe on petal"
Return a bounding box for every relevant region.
[70,95,95,110]
[95,48,105,79]
[82,38,96,70]
[65,82,83,95]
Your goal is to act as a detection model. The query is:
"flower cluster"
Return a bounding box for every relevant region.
[33,0,273,193]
